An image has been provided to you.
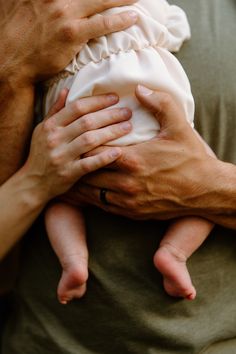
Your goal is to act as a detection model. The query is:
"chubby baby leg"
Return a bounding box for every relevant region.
[45,202,88,304]
[154,217,214,300]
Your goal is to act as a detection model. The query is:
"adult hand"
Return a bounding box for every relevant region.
[72,85,227,222]
[0,0,137,84]
[23,90,132,202]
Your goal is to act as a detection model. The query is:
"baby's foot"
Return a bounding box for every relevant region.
[58,254,88,304]
[153,243,196,300]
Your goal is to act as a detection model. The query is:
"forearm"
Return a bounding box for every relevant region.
[0,167,47,260]
[0,92,133,259]
[193,159,236,229]
[0,81,34,183]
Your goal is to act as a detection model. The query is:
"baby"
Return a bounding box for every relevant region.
[44,0,214,304]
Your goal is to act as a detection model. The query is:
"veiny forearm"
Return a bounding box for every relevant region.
[194,160,236,229]
[0,82,34,183]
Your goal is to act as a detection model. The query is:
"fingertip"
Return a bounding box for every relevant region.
[55,88,69,110]
[46,89,69,118]
[135,85,157,111]
[136,85,154,97]
[59,88,69,101]
[109,148,122,159]
[61,87,69,95]
[127,10,138,21]
[107,93,119,105]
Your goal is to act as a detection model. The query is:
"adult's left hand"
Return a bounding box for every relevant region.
[66,85,217,221]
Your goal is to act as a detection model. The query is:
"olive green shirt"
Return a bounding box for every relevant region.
[2,1,236,353]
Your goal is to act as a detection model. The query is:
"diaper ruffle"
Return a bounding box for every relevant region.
[60,0,190,75]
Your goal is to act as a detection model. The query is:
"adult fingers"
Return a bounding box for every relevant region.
[81,170,132,193]
[135,85,190,136]
[77,10,138,43]
[68,120,132,157]
[77,182,142,217]
[63,107,131,142]
[46,89,69,119]
[73,148,122,178]
[69,0,137,17]
[70,0,137,18]
[76,182,125,208]
[52,93,119,127]
[83,0,137,16]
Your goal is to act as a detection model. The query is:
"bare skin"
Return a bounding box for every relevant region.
[0,0,137,293]
[0,0,138,83]
[45,201,88,304]
[44,91,132,304]
[0,90,132,260]
[154,216,213,300]
[0,0,138,184]
[59,85,235,300]
[72,86,236,230]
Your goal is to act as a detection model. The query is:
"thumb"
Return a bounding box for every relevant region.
[135,85,188,135]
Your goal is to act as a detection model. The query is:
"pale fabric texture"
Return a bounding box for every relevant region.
[45,0,194,145]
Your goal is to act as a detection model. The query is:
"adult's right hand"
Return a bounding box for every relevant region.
[0,0,137,84]
[74,86,236,229]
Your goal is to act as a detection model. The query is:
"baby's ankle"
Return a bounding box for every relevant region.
[158,243,187,263]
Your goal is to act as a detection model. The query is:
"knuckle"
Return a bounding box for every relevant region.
[79,116,93,132]
[61,24,76,42]
[82,132,96,147]
[50,150,64,168]
[71,100,82,114]
[122,154,140,173]
[125,179,140,195]
[51,6,65,20]
[116,176,132,194]
[57,169,71,183]
[42,118,55,133]
[126,198,137,211]
[79,160,92,175]
[118,178,131,192]
[46,131,61,149]
[102,16,113,31]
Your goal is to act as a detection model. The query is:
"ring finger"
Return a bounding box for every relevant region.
[77,182,129,209]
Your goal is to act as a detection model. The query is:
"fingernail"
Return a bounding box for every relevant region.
[137,85,153,96]
[128,11,138,20]
[120,108,131,117]
[120,121,132,131]
[110,148,121,158]
[107,94,118,103]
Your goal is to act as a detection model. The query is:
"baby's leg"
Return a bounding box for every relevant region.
[45,202,88,304]
[154,217,214,300]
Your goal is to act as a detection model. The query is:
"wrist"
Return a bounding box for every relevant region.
[0,166,49,259]
[12,169,49,214]
[16,165,53,212]
[188,157,236,226]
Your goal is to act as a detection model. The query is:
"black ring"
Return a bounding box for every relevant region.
[100,188,109,205]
